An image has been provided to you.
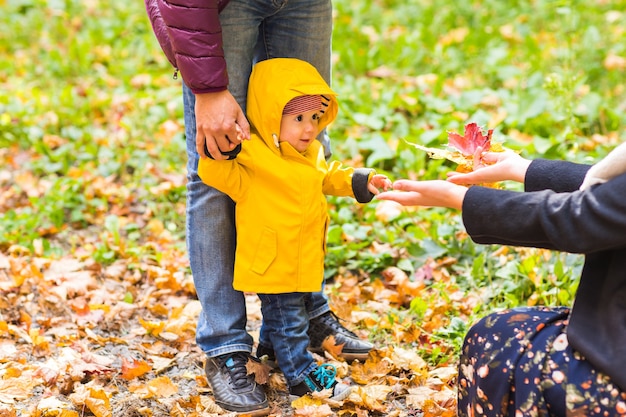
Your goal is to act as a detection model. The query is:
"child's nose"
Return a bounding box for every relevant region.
[305,121,317,132]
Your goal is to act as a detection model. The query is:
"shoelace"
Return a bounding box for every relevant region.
[219,353,252,390]
[317,312,358,337]
[312,364,337,389]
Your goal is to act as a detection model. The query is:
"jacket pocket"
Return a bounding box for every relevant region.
[251,228,277,275]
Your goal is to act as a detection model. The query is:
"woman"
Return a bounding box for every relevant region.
[376,145,626,416]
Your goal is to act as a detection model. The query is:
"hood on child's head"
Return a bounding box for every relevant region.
[246,58,338,149]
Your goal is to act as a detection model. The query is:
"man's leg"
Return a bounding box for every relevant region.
[184,85,269,416]
[185,3,286,414]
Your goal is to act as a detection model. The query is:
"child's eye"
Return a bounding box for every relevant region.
[312,113,320,120]
[296,115,303,122]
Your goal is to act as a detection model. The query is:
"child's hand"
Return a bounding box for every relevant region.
[368,174,393,195]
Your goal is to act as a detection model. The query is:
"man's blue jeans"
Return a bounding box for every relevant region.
[184,0,333,358]
[257,292,319,385]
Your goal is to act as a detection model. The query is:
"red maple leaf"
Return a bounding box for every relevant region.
[447,122,493,156]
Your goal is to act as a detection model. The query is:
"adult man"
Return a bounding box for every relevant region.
[144,1,373,415]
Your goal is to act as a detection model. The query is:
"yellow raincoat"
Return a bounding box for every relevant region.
[198,58,375,293]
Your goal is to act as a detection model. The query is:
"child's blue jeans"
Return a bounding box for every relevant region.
[257,292,319,385]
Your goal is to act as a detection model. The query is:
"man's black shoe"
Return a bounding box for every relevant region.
[308,311,373,361]
[204,352,270,416]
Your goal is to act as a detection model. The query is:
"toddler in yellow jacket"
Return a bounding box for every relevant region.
[198,58,390,401]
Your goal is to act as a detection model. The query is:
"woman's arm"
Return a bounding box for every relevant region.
[376,180,467,210]
[446,148,590,192]
[377,172,626,254]
[462,173,626,253]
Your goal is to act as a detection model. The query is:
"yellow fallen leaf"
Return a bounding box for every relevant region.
[348,384,393,412]
[147,376,178,398]
[320,335,345,360]
[36,397,80,417]
[0,373,34,404]
[85,387,111,417]
[293,404,334,417]
[138,318,165,336]
[350,356,393,385]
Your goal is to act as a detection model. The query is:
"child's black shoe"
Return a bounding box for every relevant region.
[288,363,351,401]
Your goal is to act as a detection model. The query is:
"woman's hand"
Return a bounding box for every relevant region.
[376,179,467,210]
[447,148,531,185]
[368,174,393,195]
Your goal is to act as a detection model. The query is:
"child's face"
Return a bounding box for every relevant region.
[279,109,321,153]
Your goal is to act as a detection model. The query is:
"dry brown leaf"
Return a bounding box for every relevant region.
[406,385,436,408]
[198,395,226,413]
[147,354,176,374]
[267,371,289,392]
[320,335,345,360]
[163,301,201,337]
[348,385,393,412]
[375,199,404,221]
[407,385,457,416]
[36,397,80,416]
[390,346,429,375]
[245,357,272,385]
[0,373,34,404]
[0,407,17,417]
[350,355,393,385]
[428,366,457,384]
[422,397,456,417]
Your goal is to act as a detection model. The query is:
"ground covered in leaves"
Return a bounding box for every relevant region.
[0,151,465,416]
[0,242,460,416]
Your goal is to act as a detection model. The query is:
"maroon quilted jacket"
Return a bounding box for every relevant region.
[144,0,231,94]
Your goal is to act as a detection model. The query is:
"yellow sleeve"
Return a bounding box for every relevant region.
[197,152,252,202]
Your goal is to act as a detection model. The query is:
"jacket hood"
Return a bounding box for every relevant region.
[246,58,338,152]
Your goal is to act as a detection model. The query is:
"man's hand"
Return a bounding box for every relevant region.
[195,90,250,160]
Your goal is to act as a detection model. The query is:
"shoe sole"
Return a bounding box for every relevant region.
[338,351,370,361]
[241,406,271,417]
[217,404,270,417]
[288,386,352,402]
[309,348,370,362]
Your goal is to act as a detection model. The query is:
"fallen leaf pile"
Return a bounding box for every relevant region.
[0,203,464,416]
[0,114,464,417]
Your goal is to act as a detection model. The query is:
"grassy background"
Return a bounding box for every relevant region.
[2,0,626,360]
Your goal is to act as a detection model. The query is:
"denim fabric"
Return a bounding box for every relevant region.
[257,292,319,386]
[184,0,333,357]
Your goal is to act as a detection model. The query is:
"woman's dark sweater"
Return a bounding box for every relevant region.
[462,158,626,391]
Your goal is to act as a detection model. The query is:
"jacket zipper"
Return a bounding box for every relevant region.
[173,68,179,80]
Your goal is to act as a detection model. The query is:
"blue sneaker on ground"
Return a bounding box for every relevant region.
[288,363,352,401]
